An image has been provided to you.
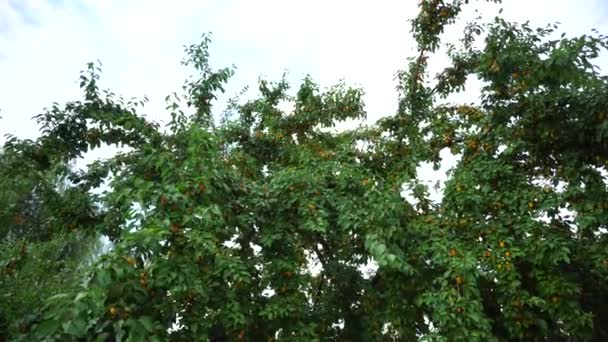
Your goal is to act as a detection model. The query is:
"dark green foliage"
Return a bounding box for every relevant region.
[2,1,608,340]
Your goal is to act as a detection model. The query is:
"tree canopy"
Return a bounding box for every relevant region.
[2,0,608,340]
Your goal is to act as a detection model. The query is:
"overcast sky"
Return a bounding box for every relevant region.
[1,0,607,199]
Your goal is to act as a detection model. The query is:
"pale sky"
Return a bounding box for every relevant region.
[1,0,607,198]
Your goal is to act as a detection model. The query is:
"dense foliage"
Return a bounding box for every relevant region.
[2,0,608,340]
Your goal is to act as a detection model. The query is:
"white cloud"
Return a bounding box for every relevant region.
[1,0,607,167]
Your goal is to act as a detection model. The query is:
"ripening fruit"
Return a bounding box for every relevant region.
[528,201,535,209]
[551,296,560,303]
[160,195,168,206]
[126,256,137,266]
[109,306,117,316]
[362,179,370,186]
[284,271,293,278]
[12,215,25,225]
[170,223,180,233]
[499,241,506,248]
[596,112,605,121]
[456,276,464,285]
[505,261,511,271]
[505,250,512,258]
[484,250,491,257]
[449,248,458,257]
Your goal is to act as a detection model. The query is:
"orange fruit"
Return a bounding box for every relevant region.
[449,248,458,257]
[484,250,491,258]
[12,215,24,225]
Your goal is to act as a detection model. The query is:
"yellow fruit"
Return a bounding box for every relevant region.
[505,251,511,258]
[126,257,137,266]
[109,306,117,316]
[456,276,464,285]
[499,241,506,248]
[597,112,604,121]
[449,248,458,257]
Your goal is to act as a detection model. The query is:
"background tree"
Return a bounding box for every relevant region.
[0,142,105,337]
[1,0,608,340]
